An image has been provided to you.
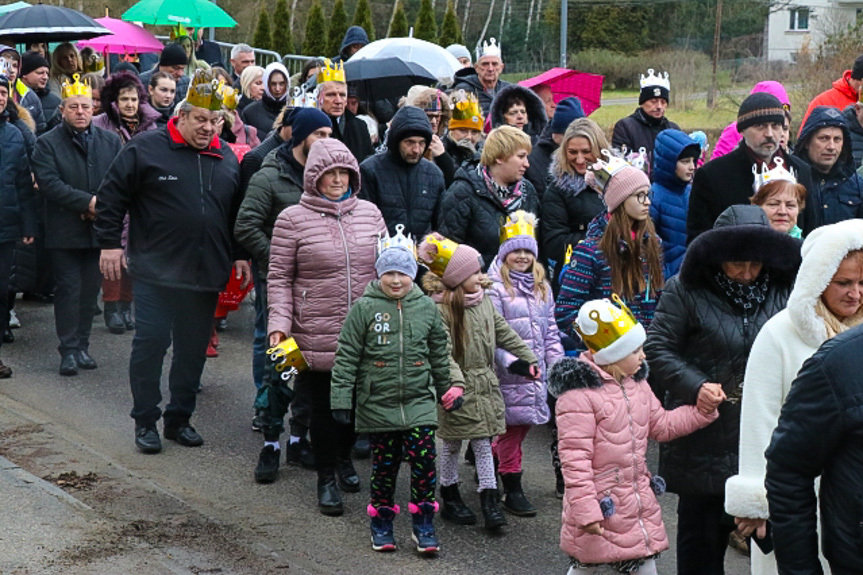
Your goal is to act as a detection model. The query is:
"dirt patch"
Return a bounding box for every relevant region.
[43,470,101,491]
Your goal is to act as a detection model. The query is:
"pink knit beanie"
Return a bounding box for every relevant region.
[442,244,483,288]
[586,165,651,214]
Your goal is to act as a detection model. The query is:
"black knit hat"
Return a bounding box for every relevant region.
[852,54,863,80]
[20,51,49,77]
[737,93,785,133]
[159,43,187,67]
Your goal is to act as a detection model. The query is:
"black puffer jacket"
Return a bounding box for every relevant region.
[359,106,445,238]
[240,93,284,138]
[437,164,540,270]
[0,109,37,243]
[450,73,511,116]
[489,84,548,145]
[645,206,800,496]
[766,326,863,573]
[540,157,605,294]
[524,126,557,199]
[611,107,679,167]
[840,103,863,167]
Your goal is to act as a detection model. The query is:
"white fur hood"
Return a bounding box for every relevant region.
[787,218,863,348]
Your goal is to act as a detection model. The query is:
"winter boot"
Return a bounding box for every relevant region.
[440,483,476,525]
[254,445,280,484]
[368,504,399,552]
[479,488,508,531]
[500,472,536,517]
[119,301,134,330]
[103,302,125,334]
[316,468,344,516]
[409,501,440,554]
[555,466,565,499]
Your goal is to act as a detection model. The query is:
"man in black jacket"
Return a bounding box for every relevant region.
[360,106,445,241]
[687,92,814,243]
[766,325,863,574]
[32,81,122,376]
[96,76,251,454]
[316,63,373,162]
[19,51,60,133]
[612,69,679,165]
[450,38,510,116]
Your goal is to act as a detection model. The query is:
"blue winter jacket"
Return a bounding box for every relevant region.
[650,129,699,278]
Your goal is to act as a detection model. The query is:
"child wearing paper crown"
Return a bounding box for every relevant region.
[555,152,664,341]
[419,232,539,533]
[549,296,720,574]
[330,227,461,554]
[487,211,564,517]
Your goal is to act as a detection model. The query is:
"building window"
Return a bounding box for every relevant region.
[789,7,809,30]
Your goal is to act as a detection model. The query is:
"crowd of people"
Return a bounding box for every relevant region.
[1,23,863,575]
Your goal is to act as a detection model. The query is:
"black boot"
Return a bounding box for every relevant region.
[317,469,344,516]
[119,301,134,330]
[440,483,476,525]
[103,302,125,334]
[500,472,536,517]
[479,488,507,531]
[254,445,280,484]
[336,458,361,492]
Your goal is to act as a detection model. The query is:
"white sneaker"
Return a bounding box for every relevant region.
[8,310,20,329]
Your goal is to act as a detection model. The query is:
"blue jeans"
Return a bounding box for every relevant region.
[251,262,266,391]
[129,280,218,426]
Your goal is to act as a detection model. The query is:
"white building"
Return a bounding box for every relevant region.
[767,0,863,62]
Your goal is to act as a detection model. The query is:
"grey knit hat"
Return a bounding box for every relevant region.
[376,247,418,278]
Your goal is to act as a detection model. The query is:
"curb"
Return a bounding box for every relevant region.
[0,455,93,513]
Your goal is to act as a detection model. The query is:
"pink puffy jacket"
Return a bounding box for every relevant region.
[549,353,717,564]
[267,139,386,371]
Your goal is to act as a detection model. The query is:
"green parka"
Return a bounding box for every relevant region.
[331,281,460,433]
[423,274,538,440]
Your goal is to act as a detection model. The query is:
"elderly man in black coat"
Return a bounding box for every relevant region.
[32,83,122,376]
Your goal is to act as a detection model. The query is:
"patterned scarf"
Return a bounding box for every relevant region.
[713,270,770,311]
[479,164,524,210]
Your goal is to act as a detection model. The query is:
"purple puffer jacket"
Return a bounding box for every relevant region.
[267,138,386,371]
[488,258,564,426]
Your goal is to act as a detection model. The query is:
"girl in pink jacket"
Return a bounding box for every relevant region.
[548,296,720,574]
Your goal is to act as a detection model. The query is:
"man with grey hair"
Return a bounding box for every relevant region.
[95,74,251,454]
[230,43,255,88]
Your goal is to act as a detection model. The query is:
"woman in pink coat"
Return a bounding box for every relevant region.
[548,296,718,574]
[268,138,386,516]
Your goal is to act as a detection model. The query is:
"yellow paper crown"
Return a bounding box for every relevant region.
[170,24,189,42]
[500,210,536,244]
[61,73,92,100]
[450,90,483,130]
[575,294,638,354]
[317,58,345,84]
[419,235,459,278]
[186,70,238,111]
[267,336,309,373]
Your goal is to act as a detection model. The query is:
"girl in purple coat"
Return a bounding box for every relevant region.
[489,210,564,516]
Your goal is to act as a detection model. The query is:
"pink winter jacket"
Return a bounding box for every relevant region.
[267,138,386,371]
[549,353,717,564]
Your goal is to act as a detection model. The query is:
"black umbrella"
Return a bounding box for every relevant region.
[345,57,437,102]
[0,4,110,43]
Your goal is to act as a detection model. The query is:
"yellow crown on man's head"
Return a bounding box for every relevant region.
[450,90,483,130]
[317,58,345,84]
[418,235,459,278]
[186,70,238,111]
[500,210,536,244]
[61,74,92,99]
[575,294,640,355]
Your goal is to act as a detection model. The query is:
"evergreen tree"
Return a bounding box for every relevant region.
[438,0,462,46]
[353,0,376,42]
[252,8,272,51]
[271,0,293,57]
[388,1,409,38]
[414,0,438,43]
[303,0,329,57]
[326,0,350,58]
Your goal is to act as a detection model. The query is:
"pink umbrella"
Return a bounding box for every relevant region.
[519,67,604,117]
[77,17,163,54]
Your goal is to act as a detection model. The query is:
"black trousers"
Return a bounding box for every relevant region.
[129,280,218,427]
[676,493,735,575]
[51,249,101,357]
[0,241,14,355]
[292,370,355,471]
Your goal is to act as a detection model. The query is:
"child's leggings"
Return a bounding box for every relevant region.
[368,426,436,509]
[492,424,531,474]
[439,437,496,490]
[566,559,657,575]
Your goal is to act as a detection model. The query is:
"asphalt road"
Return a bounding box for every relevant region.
[0,297,750,574]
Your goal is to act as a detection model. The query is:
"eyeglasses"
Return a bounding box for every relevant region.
[634,190,652,205]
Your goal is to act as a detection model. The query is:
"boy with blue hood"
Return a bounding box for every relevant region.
[650,129,701,278]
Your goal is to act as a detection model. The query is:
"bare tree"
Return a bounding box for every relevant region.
[462,0,471,39]
[525,0,536,44]
[475,0,496,52]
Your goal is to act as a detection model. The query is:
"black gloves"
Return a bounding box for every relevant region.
[508,359,533,377]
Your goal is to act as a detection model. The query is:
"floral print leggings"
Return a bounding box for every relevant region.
[368,426,436,509]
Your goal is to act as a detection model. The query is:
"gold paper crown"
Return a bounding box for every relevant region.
[575,294,638,354]
[752,157,796,192]
[379,224,417,258]
[170,24,189,42]
[186,70,238,111]
[450,90,483,130]
[267,337,309,373]
[60,73,92,100]
[317,58,345,84]
[418,235,459,278]
[500,210,536,244]
[588,149,632,193]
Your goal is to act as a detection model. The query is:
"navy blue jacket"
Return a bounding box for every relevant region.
[650,130,699,278]
[0,110,37,243]
[794,105,863,228]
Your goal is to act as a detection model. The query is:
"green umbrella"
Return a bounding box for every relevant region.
[121,0,236,28]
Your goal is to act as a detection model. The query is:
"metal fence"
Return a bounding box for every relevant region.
[155,36,315,76]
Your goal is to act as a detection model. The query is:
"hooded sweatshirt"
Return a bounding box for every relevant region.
[359,106,446,239]
[711,81,790,160]
[338,26,369,61]
[241,62,289,137]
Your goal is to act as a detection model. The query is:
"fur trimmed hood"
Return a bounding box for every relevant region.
[489,84,547,136]
[12,102,34,133]
[787,218,863,347]
[548,355,648,397]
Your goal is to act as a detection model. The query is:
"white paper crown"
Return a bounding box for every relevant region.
[752,157,797,192]
[0,57,12,81]
[640,68,670,91]
[378,224,417,258]
[291,83,319,109]
[588,149,633,193]
[477,37,502,61]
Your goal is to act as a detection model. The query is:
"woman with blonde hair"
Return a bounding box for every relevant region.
[238,65,264,112]
[48,43,82,94]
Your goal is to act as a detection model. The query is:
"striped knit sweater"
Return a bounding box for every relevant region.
[554,213,661,339]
